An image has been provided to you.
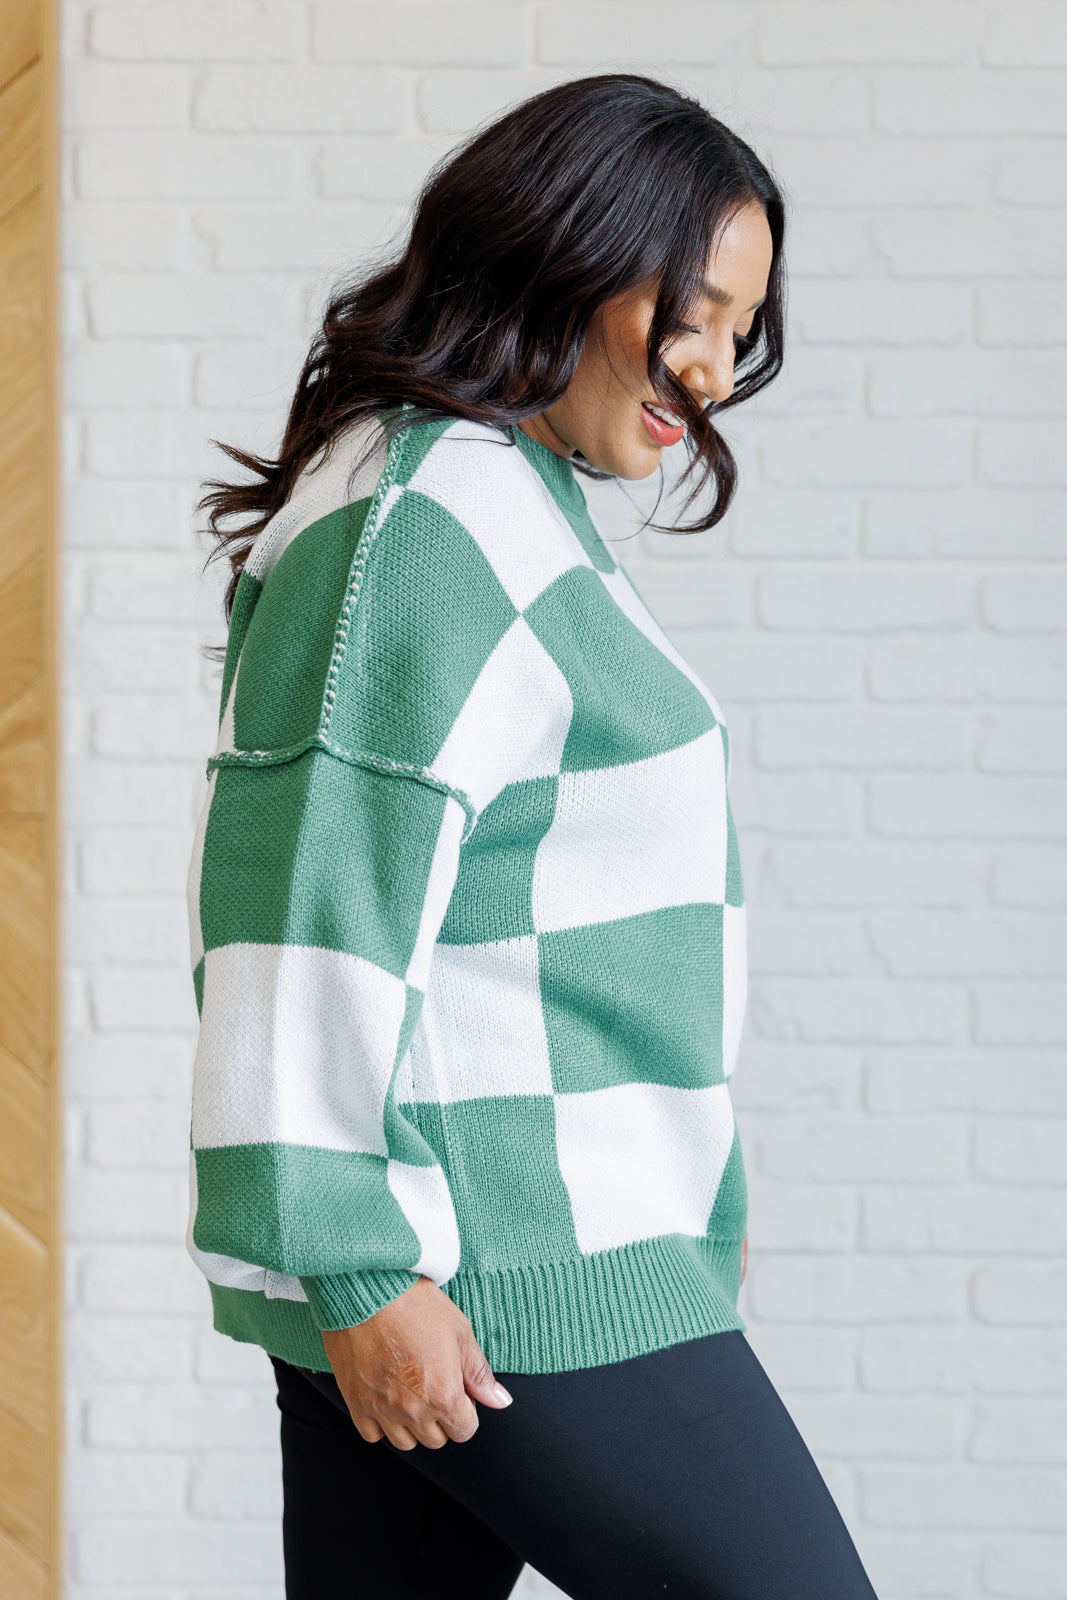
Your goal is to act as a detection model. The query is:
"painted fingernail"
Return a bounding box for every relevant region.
[493,1383,513,1406]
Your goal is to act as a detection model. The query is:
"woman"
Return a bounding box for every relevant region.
[188,73,879,1600]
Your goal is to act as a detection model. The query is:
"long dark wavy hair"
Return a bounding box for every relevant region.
[198,72,788,636]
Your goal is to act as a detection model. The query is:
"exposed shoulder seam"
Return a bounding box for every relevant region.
[206,731,478,842]
[317,419,411,744]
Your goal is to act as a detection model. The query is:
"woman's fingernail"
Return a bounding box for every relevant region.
[493,1383,513,1406]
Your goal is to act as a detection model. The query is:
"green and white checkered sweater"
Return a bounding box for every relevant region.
[186,411,749,1376]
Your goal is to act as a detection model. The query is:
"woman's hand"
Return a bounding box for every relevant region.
[741,1234,747,1283]
[321,1275,513,1451]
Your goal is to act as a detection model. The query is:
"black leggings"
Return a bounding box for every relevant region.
[271,1329,879,1600]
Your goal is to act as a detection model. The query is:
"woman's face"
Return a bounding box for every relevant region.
[521,200,774,480]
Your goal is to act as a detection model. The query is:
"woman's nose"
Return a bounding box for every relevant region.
[678,358,734,407]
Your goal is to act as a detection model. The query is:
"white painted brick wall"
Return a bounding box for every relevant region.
[60,4,1066,1597]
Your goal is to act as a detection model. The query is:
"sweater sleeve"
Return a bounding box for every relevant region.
[188,743,468,1331]
[186,446,514,1332]
[187,420,573,1330]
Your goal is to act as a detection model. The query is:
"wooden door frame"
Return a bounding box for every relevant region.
[0,0,62,1594]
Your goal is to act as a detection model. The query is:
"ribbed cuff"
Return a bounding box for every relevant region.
[300,1267,420,1331]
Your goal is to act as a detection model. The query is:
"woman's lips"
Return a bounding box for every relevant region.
[640,402,685,447]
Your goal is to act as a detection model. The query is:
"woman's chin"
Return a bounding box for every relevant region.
[579,435,664,480]
[615,446,666,481]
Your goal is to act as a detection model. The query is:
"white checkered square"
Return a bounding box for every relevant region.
[431,614,574,813]
[192,941,408,1155]
[405,419,594,612]
[554,1081,736,1253]
[531,727,729,933]
[387,1159,461,1282]
[401,933,552,1104]
[407,796,468,989]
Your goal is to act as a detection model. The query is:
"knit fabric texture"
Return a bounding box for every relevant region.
[185,410,750,1375]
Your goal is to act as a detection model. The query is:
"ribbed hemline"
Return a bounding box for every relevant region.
[209,1232,746,1376]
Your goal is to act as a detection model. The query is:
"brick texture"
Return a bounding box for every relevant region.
[62,4,1066,1597]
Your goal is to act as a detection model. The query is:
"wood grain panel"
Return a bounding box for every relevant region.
[0,551,48,817]
[0,0,60,1592]
[0,3,38,93]
[0,1397,48,1555]
[0,59,39,227]
[0,175,48,596]
[0,821,49,1071]
[0,1045,48,1234]
[0,1205,50,1437]
[0,1523,47,1600]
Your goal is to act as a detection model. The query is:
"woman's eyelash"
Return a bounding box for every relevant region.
[677,323,757,351]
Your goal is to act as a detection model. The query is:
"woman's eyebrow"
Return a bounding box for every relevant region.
[700,280,767,313]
